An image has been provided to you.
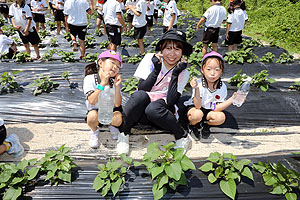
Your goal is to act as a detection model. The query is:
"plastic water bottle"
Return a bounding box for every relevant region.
[233,77,252,107]
[98,86,115,125]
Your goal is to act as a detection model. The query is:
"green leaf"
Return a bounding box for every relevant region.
[223,153,233,159]
[241,167,253,181]
[158,175,168,189]
[120,153,132,165]
[174,148,184,161]
[28,158,38,166]
[3,187,22,200]
[270,185,285,195]
[207,152,221,163]
[181,155,196,170]
[285,192,297,200]
[263,173,278,186]
[240,159,251,166]
[260,84,268,92]
[199,162,213,172]
[17,159,28,170]
[45,171,55,181]
[93,176,105,191]
[97,164,105,170]
[169,181,177,190]
[215,166,223,179]
[208,173,217,183]
[45,150,57,158]
[220,179,236,200]
[165,162,182,181]
[253,162,266,173]
[151,166,164,180]
[110,172,118,180]
[162,142,175,150]
[11,177,24,185]
[152,185,167,200]
[98,171,108,179]
[233,160,243,172]
[177,172,187,185]
[58,171,71,182]
[101,181,111,197]
[0,171,12,183]
[111,178,122,196]
[28,167,40,180]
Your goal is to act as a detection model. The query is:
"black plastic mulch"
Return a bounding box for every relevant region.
[22,154,300,199]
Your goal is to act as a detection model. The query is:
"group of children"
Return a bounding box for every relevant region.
[197,0,248,55]
[83,29,243,155]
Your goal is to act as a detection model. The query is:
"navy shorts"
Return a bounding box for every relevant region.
[106,24,121,45]
[69,24,87,41]
[202,27,220,44]
[18,27,40,45]
[225,30,242,45]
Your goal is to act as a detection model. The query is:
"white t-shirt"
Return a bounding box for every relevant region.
[53,0,64,10]
[146,1,154,16]
[103,0,122,26]
[125,0,136,15]
[185,78,227,110]
[0,35,13,54]
[120,1,125,11]
[83,74,115,111]
[96,2,103,15]
[227,8,248,32]
[134,53,189,102]
[132,0,147,28]
[203,4,226,28]
[163,0,177,27]
[31,0,48,14]
[64,0,90,26]
[25,0,31,5]
[154,0,160,10]
[9,3,36,32]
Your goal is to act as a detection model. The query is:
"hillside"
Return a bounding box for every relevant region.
[177,0,300,54]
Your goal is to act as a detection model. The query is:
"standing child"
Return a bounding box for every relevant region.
[146,0,154,36]
[31,0,48,32]
[225,0,248,52]
[162,0,178,33]
[196,0,226,55]
[64,0,93,59]
[153,0,160,25]
[125,0,136,32]
[9,0,41,59]
[0,118,24,158]
[184,52,238,139]
[83,50,123,148]
[96,0,106,36]
[103,0,127,51]
[53,0,66,35]
[128,0,147,55]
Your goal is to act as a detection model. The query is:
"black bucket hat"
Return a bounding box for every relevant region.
[155,29,193,56]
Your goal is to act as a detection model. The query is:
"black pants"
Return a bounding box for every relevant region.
[0,123,7,145]
[119,90,186,140]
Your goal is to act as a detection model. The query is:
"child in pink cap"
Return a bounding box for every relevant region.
[83,50,123,148]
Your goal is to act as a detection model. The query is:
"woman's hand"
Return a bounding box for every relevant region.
[99,68,110,86]
[190,77,198,89]
[152,52,163,72]
[114,74,122,88]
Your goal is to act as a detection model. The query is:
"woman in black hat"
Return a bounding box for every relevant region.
[116,29,193,155]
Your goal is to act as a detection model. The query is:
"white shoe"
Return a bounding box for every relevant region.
[108,125,119,140]
[89,129,99,148]
[116,132,129,155]
[175,134,192,155]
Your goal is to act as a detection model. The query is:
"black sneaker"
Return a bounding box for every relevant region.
[188,124,200,141]
[201,122,211,139]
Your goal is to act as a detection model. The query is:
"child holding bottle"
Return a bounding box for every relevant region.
[83,50,123,148]
[184,51,237,139]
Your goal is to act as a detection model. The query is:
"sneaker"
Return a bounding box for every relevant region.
[116,132,129,155]
[89,129,99,148]
[188,124,200,141]
[108,125,119,140]
[175,134,192,155]
[201,122,211,139]
[5,134,24,158]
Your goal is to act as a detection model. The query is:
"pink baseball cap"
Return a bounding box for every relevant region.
[202,51,225,66]
[98,50,123,68]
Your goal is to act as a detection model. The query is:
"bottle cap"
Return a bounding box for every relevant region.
[0,118,4,126]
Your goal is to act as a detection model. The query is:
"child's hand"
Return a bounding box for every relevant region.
[190,77,198,89]
[99,68,110,86]
[114,74,122,87]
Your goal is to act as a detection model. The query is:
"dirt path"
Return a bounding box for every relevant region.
[0,122,299,162]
